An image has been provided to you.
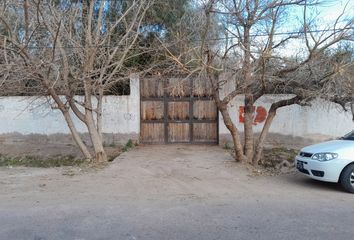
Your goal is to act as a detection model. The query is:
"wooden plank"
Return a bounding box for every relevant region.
[193,78,213,97]
[166,78,191,97]
[142,119,216,123]
[168,123,190,142]
[193,123,217,142]
[193,100,217,120]
[141,97,213,102]
[141,123,164,143]
[164,78,168,143]
[141,101,164,120]
[140,78,164,98]
[168,102,189,120]
[189,78,194,143]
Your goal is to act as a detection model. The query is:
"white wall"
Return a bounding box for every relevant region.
[0,74,352,143]
[0,75,140,136]
[217,75,353,141]
[219,95,353,140]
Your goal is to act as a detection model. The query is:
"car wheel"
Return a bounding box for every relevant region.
[340,164,354,193]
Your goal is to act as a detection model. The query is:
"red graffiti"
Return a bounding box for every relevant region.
[239,106,267,125]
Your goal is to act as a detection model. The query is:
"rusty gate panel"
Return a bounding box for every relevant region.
[166,78,191,97]
[141,101,164,120]
[193,123,217,142]
[141,123,164,143]
[193,78,213,97]
[193,100,217,120]
[140,78,164,98]
[168,123,190,143]
[168,102,189,120]
[140,77,218,144]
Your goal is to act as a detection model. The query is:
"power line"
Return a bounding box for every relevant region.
[205,27,354,41]
[7,26,354,50]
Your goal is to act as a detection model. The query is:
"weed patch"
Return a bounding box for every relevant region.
[0,154,87,168]
[122,139,135,152]
[260,147,298,169]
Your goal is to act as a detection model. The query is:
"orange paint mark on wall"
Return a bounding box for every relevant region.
[239,106,267,125]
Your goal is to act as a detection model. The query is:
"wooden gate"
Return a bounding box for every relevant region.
[140,78,218,144]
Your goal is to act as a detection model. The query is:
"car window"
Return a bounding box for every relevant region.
[342,130,354,140]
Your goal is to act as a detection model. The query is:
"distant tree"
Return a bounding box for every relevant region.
[123,0,198,70]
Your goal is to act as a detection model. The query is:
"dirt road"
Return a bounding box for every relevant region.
[0,145,353,240]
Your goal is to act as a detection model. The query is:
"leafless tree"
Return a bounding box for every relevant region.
[163,0,353,164]
[0,0,152,162]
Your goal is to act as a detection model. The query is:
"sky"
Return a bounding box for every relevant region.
[314,0,353,22]
[287,0,353,30]
[270,0,354,57]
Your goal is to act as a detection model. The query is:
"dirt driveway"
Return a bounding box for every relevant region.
[0,145,353,240]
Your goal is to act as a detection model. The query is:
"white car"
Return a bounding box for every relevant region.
[295,130,354,193]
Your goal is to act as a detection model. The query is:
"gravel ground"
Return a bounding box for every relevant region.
[0,145,353,240]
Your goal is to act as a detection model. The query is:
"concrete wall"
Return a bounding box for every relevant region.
[0,74,353,147]
[0,75,140,145]
[218,79,353,146]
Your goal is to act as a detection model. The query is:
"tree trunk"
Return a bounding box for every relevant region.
[252,109,276,164]
[243,94,254,162]
[83,80,106,163]
[242,23,254,163]
[97,88,103,139]
[219,105,247,162]
[62,110,92,159]
[85,108,107,162]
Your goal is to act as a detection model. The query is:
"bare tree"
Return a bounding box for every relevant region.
[0,0,152,162]
[162,0,354,164]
